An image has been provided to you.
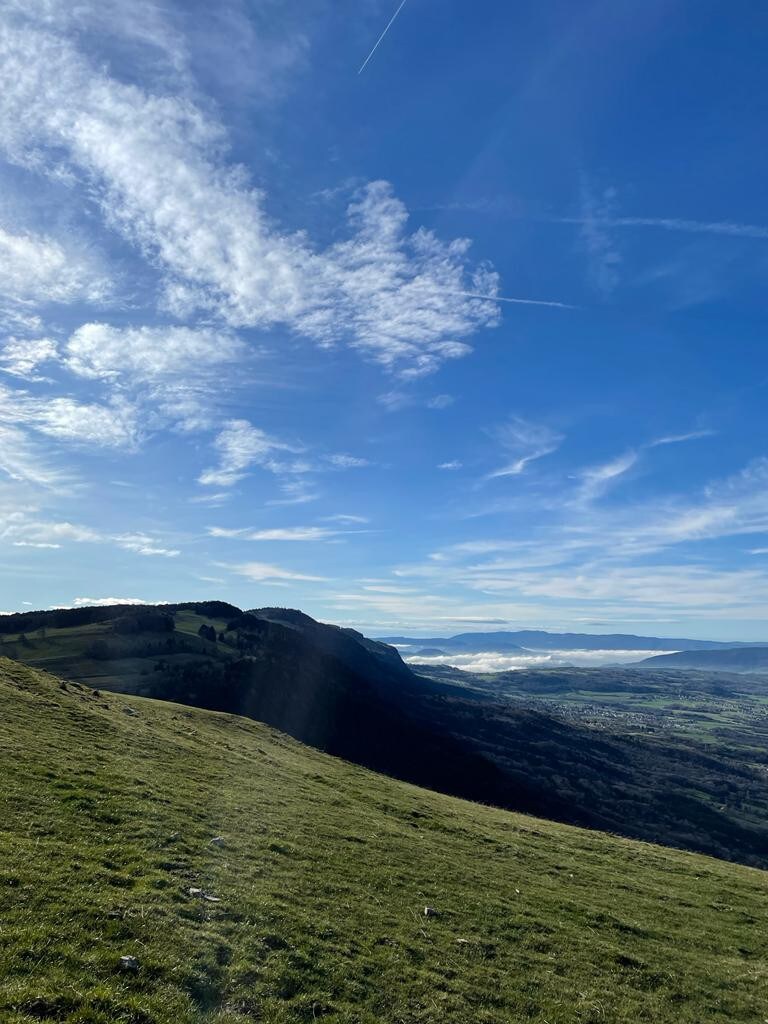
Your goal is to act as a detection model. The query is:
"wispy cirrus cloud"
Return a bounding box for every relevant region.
[379,455,768,626]
[198,420,301,488]
[0,224,112,306]
[575,450,638,503]
[1,511,179,557]
[647,429,716,447]
[199,419,370,496]
[325,453,369,469]
[64,323,245,385]
[576,181,622,296]
[63,322,248,430]
[485,416,563,480]
[0,15,502,378]
[0,336,58,381]
[223,560,327,583]
[208,525,345,542]
[0,383,140,451]
[0,425,75,491]
[560,214,768,240]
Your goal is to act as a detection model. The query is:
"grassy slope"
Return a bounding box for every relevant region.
[2,659,767,1024]
[0,610,233,691]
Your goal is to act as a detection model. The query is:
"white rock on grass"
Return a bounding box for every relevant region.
[119,955,139,971]
[188,886,221,903]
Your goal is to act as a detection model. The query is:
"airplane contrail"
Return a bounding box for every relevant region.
[358,0,409,74]
[454,291,576,309]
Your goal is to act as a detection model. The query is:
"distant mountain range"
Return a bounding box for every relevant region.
[378,629,767,653]
[639,647,768,672]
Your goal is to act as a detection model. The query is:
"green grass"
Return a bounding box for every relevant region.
[0,611,233,690]
[2,658,768,1024]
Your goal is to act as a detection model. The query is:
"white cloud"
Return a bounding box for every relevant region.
[0,385,140,450]
[402,649,680,672]
[576,450,638,503]
[438,460,462,470]
[266,478,320,506]
[1,510,179,557]
[561,215,768,241]
[63,322,249,430]
[64,322,244,384]
[376,456,768,626]
[426,394,454,410]
[70,596,151,607]
[325,453,369,469]
[199,422,369,493]
[576,181,622,296]
[322,514,369,524]
[224,560,327,583]
[0,20,500,377]
[199,420,300,487]
[493,564,768,611]
[486,416,563,480]
[0,225,111,305]
[648,429,716,447]
[208,526,341,542]
[0,336,58,381]
[0,424,74,490]
[114,532,180,557]
[1,513,98,547]
[291,181,500,376]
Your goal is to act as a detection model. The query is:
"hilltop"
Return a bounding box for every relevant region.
[3,602,768,868]
[2,658,768,1024]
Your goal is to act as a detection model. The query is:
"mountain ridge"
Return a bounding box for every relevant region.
[639,647,768,672]
[378,628,768,652]
[3,600,768,867]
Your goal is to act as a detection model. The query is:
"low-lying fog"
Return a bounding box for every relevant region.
[397,648,680,673]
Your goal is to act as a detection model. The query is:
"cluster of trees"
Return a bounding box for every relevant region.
[0,600,242,637]
[112,612,174,635]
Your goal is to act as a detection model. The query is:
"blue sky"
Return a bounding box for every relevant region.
[1,0,768,640]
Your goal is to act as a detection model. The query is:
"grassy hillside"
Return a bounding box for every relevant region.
[0,605,239,691]
[5,604,768,868]
[2,659,768,1024]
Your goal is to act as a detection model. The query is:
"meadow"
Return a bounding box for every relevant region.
[2,657,767,1023]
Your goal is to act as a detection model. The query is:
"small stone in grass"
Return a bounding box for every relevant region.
[424,906,439,917]
[123,707,138,716]
[210,836,225,846]
[119,955,139,972]
[188,886,221,902]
